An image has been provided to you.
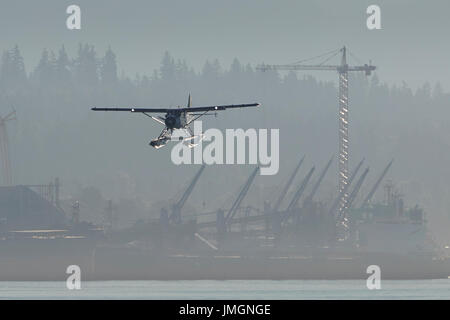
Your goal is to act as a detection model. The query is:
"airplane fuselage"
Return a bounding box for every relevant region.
[164,110,189,130]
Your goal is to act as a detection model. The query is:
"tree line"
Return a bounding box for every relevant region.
[0,44,448,231]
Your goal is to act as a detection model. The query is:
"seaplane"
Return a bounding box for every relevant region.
[91,95,260,149]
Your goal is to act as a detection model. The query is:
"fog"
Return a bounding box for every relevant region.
[0,0,449,246]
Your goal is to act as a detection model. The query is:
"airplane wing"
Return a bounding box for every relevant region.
[183,103,260,112]
[91,107,170,113]
[91,103,259,113]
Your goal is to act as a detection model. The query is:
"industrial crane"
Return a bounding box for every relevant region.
[225,166,259,226]
[360,159,394,209]
[304,156,333,204]
[258,46,376,219]
[272,155,305,213]
[0,110,16,186]
[283,166,315,223]
[170,164,206,223]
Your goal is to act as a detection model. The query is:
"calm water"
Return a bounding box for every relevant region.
[0,280,450,299]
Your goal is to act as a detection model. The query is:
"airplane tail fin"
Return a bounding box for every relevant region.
[187,94,191,108]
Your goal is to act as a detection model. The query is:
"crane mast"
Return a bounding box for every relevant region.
[338,47,350,213]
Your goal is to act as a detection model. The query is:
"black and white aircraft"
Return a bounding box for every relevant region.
[91,95,260,148]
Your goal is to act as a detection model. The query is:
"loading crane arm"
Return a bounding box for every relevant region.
[360,159,394,208]
[170,164,206,222]
[225,167,259,225]
[305,155,333,203]
[272,155,305,213]
[283,166,315,222]
[338,167,370,220]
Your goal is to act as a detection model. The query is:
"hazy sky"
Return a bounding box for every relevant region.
[0,0,448,90]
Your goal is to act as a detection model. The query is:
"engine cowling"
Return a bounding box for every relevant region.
[164,116,176,129]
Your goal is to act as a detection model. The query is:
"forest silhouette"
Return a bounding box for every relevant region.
[0,44,448,240]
